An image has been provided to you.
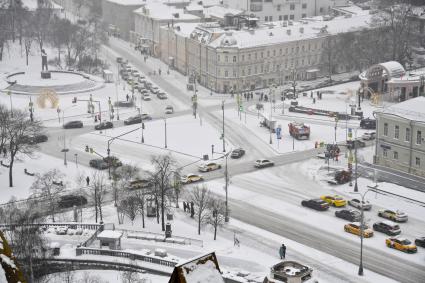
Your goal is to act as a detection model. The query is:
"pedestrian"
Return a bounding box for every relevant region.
[86,176,90,186]
[313,98,316,104]
[94,115,98,123]
[183,201,186,212]
[260,93,264,101]
[190,202,194,218]
[310,91,313,98]
[243,93,247,100]
[281,243,286,259]
[2,147,6,157]
[126,94,129,101]
[264,94,268,102]
[158,68,162,75]
[234,233,240,247]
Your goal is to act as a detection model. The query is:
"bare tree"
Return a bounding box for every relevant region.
[188,185,212,235]
[207,197,226,240]
[118,194,140,225]
[0,2,12,61]
[320,36,339,81]
[5,109,44,187]
[33,3,53,52]
[120,270,141,283]
[88,171,108,223]
[112,164,140,206]
[132,188,146,229]
[30,169,65,222]
[22,11,35,66]
[0,104,10,154]
[150,155,176,231]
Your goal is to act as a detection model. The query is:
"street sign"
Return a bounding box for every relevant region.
[61,148,69,152]
[276,127,282,139]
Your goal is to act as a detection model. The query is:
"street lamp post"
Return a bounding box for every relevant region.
[141,122,145,143]
[213,148,231,222]
[354,128,359,192]
[74,153,78,168]
[164,118,167,149]
[221,100,226,152]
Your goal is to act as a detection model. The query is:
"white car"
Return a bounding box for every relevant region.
[165,105,174,114]
[361,132,376,140]
[378,209,408,222]
[348,198,372,210]
[55,226,68,235]
[181,174,203,184]
[254,159,274,168]
[198,162,222,172]
[143,93,151,101]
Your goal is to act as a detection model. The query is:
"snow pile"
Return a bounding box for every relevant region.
[0,254,17,270]
[183,260,225,283]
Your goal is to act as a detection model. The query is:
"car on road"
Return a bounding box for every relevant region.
[373,221,401,236]
[157,92,168,99]
[165,105,174,114]
[128,178,152,190]
[386,237,417,253]
[320,195,347,207]
[335,209,361,222]
[121,73,129,81]
[346,139,366,150]
[58,195,88,209]
[23,134,48,144]
[348,198,372,210]
[344,222,374,238]
[124,114,151,125]
[150,86,160,94]
[361,132,376,141]
[378,209,408,222]
[231,148,245,159]
[301,199,330,211]
[254,159,274,168]
[415,237,425,248]
[198,162,221,172]
[63,121,83,129]
[103,156,123,167]
[89,159,109,170]
[143,93,151,101]
[95,121,113,130]
[181,174,203,184]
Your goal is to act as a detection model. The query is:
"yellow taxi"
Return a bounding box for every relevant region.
[181,174,203,184]
[320,195,347,207]
[344,222,374,238]
[386,237,417,253]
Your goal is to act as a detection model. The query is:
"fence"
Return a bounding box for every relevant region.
[121,228,203,247]
[75,246,177,268]
[0,222,102,231]
[80,224,105,247]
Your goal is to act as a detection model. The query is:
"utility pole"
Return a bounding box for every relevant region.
[164,118,167,149]
[213,149,230,222]
[222,100,226,152]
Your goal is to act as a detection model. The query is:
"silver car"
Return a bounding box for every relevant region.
[348,198,372,210]
[378,209,408,222]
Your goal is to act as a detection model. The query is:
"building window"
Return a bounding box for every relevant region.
[225,56,228,63]
[416,157,421,166]
[242,55,245,61]
[233,70,236,77]
[273,50,276,56]
[265,16,268,21]
[393,151,398,160]
[394,125,399,139]
[277,5,281,11]
[302,3,307,9]
[248,54,251,60]
[289,14,295,20]
[284,15,288,20]
[255,53,258,59]
[225,70,228,77]
[218,55,220,62]
[302,13,307,18]
[233,56,236,62]
[417,131,422,144]
[279,49,282,55]
[384,123,388,136]
[383,149,388,157]
[279,15,282,21]
[320,7,324,13]
[405,128,410,142]
[290,4,295,10]
[270,16,273,21]
[261,52,264,58]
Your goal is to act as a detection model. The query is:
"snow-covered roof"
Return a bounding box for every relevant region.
[134,3,200,21]
[104,0,146,6]
[332,5,371,16]
[97,230,123,239]
[208,13,371,48]
[377,97,425,123]
[379,61,406,78]
[203,5,243,19]
[172,22,203,37]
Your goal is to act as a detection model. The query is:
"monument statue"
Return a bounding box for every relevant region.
[41,49,48,71]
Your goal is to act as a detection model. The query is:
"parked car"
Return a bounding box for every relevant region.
[95,121,113,130]
[346,139,366,149]
[103,156,122,167]
[386,237,417,253]
[143,93,151,101]
[157,92,168,99]
[320,195,347,207]
[63,121,83,129]
[150,86,159,94]
[344,222,374,238]
[138,76,146,83]
[231,148,245,159]
[198,162,221,172]
[378,209,408,222]
[348,198,372,210]
[55,226,68,235]
[89,159,109,170]
[128,179,152,190]
[165,105,174,114]
[373,221,401,236]
[361,132,376,141]
[301,199,330,211]
[254,159,274,168]
[124,114,151,125]
[58,195,88,209]
[415,237,425,248]
[181,174,203,184]
[335,209,361,222]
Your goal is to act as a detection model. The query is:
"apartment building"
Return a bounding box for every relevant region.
[223,0,349,22]
[374,97,425,177]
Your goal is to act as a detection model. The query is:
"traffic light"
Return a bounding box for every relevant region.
[107,148,110,155]
[142,122,145,129]
[239,105,243,112]
[72,97,77,103]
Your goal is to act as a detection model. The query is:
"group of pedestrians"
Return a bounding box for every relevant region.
[182,201,195,218]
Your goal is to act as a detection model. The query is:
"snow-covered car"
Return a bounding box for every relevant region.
[55,226,68,235]
[157,92,168,99]
[198,162,221,172]
[143,93,151,101]
[231,148,245,159]
[165,105,174,114]
[150,86,160,94]
[361,132,376,141]
[344,222,374,238]
[254,159,274,168]
[181,174,203,184]
[378,209,408,222]
[386,237,417,253]
[348,198,372,210]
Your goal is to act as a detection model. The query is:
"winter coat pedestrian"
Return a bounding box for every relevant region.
[280,244,286,259]
[190,202,195,218]
[126,94,129,101]
[2,147,6,157]
[86,176,90,186]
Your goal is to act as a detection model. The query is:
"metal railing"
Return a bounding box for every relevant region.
[121,228,203,247]
[0,222,103,231]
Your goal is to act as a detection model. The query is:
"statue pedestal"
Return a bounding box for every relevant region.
[41,71,51,79]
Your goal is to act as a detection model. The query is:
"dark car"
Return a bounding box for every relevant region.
[157,92,168,99]
[58,195,87,209]
[124,114,151,125]
[301,199,330,211]
[346,139,366,150]
[415,237,425,248]
[128,179,152,190]
[63,121,83,129]
[335,209,361,222]
[373,221,401,236]
[360,118,376,129]
[231,148,245,159]
[95,121,113,130]
[89,159,109,170]
[23,134,48,144]
[103,156,123,167]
